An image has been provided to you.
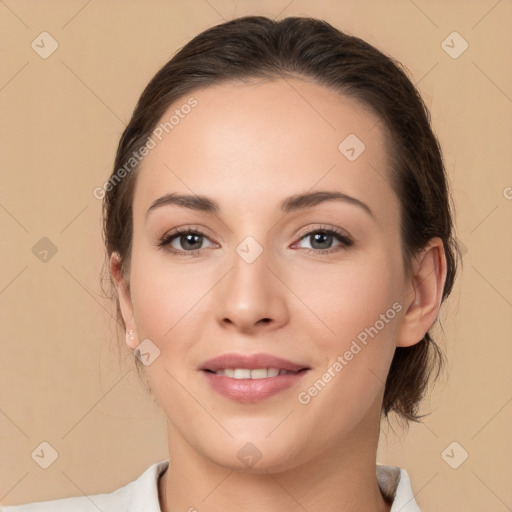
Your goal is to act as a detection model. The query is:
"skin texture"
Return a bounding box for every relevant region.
[110,78,447,512]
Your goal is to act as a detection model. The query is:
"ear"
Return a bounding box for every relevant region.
[396,237,447,348]
[110,252,138,350]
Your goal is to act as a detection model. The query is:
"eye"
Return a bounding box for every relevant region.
[293,226,353,254]
[157,227,216,256]
[157,225,353,256]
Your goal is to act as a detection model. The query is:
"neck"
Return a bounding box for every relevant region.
[159,412,391,512]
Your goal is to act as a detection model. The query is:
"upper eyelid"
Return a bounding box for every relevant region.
[162,225,213,240]
[295,224,352,241]
[161,227,216,246]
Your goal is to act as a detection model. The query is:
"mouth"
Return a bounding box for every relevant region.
[199,353,310,402]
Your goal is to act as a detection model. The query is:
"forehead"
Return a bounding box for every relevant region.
[134,78,396,219]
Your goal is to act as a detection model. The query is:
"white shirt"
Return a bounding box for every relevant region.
[1,460,420,511]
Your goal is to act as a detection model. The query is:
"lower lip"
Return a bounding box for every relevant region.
[202,370,309,403]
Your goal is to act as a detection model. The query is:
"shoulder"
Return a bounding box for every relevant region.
[1,460,169,512]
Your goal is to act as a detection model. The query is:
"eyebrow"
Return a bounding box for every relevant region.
[146,190,374,219]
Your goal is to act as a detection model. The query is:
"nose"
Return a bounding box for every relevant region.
[214,246,289,334]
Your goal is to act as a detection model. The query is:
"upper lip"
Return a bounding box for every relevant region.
[200,353,310,372]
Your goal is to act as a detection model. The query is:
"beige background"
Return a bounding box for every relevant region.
[1,0,511,509]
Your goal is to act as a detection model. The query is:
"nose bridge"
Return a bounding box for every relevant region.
[215,234,288,331]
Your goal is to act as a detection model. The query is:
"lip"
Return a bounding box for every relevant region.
[200,352,310,403]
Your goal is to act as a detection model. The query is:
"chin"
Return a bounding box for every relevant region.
[192,428,308,474]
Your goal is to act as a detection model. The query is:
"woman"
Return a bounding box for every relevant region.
[2,15,457,512]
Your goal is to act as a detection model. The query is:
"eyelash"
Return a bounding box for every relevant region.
[157,225,354,257]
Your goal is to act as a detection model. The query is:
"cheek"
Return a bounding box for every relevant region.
[295,252,404,353]
[293,285,401,441]
[290,251,404,415]
[128,246,205,346]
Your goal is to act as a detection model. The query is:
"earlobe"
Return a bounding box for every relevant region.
[125,329,138,350]
[109,252,138,350]
[397,238,447,348]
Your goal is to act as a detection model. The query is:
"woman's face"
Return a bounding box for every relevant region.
[118,78,413,471]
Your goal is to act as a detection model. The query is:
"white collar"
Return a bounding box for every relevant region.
[127,460,420,512]
[377,463,421,511]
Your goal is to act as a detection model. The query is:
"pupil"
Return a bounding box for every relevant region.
[183,234,201,250]
[312,232,331,249]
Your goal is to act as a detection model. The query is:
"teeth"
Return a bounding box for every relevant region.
[249,369,268,379]
[214,368,287,379]
[233,369,251,379]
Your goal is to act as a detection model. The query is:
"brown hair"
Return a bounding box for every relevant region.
[103,15,458,423]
